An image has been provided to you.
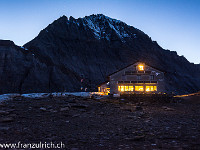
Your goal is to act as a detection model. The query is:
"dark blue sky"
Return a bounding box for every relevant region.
[0,0,199,63]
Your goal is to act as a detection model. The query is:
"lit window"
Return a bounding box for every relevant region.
[118,86,134,92]
[106,88,110,93]
[146,86,157,92]
[145,86,151,92]
[98,87,100,92]
[138,65,144,71]
[154,86,157,91]
[146,86,149,91]
[125,86,129,91]
[135,86,144,91]
[129,86,134,91]
[118,86,121,91]
[121,86,124,92]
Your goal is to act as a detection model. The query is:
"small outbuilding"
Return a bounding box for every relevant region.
[98,62,165,95]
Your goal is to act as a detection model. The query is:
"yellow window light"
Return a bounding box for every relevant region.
[98,87,100,92]
[118,86,121,91]
[138,65,144,71]
[121,86,124,92]
[129,86,134,91]
[135,86,144,91]
[154,86,157,91]
[146,86,150,92]
[106,88,110,93]
[145,86,157,92]
[118,86,134,92]
[125,86,129,91]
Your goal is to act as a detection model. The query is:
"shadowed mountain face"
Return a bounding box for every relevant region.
[0,40,50,94]
[0,14,199,94]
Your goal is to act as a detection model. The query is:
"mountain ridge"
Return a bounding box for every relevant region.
[0,14,199,94]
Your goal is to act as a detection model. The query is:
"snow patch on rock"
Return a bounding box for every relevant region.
[20,46,28,51]
[0,94,20,103]
[82,14,131,42]
[0,92,97,102]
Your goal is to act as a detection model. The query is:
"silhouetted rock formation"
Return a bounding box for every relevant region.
[0,40,50,94]
[0,40,15,46]
[0,14,199,94]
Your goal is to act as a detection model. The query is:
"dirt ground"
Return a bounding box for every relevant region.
[0,94,200,150]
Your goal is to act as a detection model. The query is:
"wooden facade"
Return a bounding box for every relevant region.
[98,62,165,95]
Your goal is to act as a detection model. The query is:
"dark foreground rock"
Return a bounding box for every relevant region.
[0,95,200,149]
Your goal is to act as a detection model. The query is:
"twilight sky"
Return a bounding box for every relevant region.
[0,0,199,64]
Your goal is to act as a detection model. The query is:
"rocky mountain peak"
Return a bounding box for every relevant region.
[0,40,15,46]
[44,14,141,42]
[82,14,133,41]
[0,14,199,94]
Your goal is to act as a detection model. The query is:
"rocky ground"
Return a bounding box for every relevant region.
[0,94,200,150]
